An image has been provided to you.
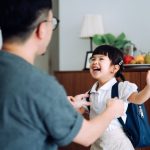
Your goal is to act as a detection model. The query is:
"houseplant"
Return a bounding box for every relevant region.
[92,32,135,52]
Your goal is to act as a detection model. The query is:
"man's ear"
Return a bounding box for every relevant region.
[35,22,46,39]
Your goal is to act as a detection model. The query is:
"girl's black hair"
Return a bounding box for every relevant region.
[92,45,125,81]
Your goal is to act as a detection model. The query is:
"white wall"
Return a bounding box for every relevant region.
[59,0,150,71]
[35,0,59,74]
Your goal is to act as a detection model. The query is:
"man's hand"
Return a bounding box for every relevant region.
[106,98,124,119]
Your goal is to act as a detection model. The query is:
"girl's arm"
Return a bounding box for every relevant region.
[128,70,150,104]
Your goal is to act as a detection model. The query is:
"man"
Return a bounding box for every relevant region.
[0,0,124,150]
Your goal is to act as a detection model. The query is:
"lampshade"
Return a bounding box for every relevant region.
[80,14,104,38]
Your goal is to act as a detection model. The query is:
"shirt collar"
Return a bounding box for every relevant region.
[90,78,117,93]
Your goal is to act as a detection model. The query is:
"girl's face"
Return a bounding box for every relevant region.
[89,54,116,84]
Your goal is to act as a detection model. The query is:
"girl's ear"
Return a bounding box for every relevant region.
[111,64,120,74]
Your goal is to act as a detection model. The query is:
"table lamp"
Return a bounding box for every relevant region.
[80,14,104,51]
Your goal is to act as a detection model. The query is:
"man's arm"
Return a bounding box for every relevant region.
[73,98,124,146]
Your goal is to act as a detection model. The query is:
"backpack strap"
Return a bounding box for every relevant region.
[86,90,91,111]
[111,82,125,127]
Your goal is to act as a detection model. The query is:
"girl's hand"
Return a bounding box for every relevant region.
[67,93,90,109]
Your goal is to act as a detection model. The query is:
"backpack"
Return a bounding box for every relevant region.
[111,82,150,148]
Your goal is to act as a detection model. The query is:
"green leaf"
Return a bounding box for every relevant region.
[92,34,103,45]
[93,34,107,45]
[104,33,116,45]
[116,32,126,41]
[115,40,130,49]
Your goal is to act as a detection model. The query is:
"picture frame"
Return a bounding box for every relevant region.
[84,51,93,70]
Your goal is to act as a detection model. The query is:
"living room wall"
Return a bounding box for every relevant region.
[33,0,150,73]
[58,0,150,71]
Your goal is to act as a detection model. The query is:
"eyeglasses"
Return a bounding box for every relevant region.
[44,17,60,31]
[52,17,59,31]
[29,17,60,31]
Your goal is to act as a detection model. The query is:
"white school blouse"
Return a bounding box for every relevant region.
[89,77,138,132]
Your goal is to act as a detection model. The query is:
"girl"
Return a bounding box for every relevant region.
[79,45,150,150]
[69,45,150,150]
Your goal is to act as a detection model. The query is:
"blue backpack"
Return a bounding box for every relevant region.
[111,82,150,148]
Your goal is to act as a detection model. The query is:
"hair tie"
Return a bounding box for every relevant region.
[118,60,123,66]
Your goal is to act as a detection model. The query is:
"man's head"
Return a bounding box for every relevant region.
[0,0,52,44]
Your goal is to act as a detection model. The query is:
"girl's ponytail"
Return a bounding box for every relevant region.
[115,58,125,81]
[115,71,125,81]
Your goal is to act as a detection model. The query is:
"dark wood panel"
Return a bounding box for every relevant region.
[123,71,141,88]
[73,71,95,95]
[59,143,90,150]
[54,72,75,95]
[55,71,95,96]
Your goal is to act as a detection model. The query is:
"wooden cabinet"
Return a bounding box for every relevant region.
[54,67,150,150]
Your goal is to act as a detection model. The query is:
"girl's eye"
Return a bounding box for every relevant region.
[99,58,103,60]
[89,58,95,62]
